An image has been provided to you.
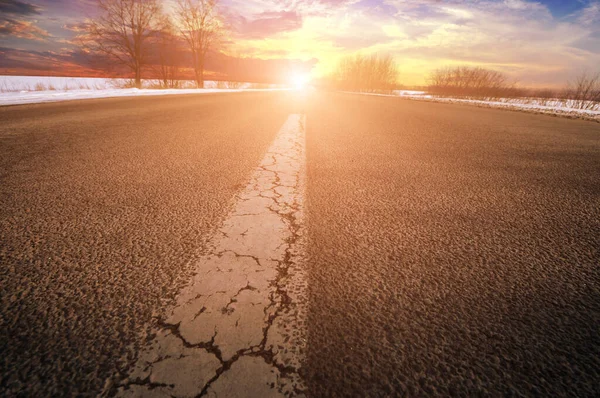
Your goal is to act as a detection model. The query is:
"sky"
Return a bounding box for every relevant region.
[1,0,599,87]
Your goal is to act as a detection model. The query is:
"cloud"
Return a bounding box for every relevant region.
[0,0,51,43]
[0,0,41,15]
[229,10,303,38]
[1,0,599,87]
[334,0,599,86]
[0,18,51,41]
[577,1,600,26]
[225,0,599,86]
[0,46,105,76]
[63,22,90,33]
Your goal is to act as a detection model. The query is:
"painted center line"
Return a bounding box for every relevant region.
[115,114,308,397]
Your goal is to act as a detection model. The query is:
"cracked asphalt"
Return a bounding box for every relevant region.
[1,91,600,397]
[0,92,304,396]
[116,114,307,397]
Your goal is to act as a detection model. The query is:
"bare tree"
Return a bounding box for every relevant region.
[155,16,183,88]
[85,0,163,89]
[566,71,600,110]
[175,0,222,88]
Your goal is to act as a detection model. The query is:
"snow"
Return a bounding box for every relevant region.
[405,95,600,121]
[3,75,598,122]
[0,87,284,106]
[0,75,285,106]
[426,97,600,115]
[357,90,600,122]
[0,76,116,92]
[395,90,428,96]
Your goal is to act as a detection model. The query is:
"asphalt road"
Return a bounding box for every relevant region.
[1,91,599,396]
[0,92,303,396]
[304,93,600,396]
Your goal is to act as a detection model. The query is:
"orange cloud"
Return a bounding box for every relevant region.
[0,19,51,41]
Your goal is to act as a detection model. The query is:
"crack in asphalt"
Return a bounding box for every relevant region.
[221,284,257,315]
[111,115,307,397]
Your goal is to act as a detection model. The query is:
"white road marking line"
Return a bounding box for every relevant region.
[115,114,308,397]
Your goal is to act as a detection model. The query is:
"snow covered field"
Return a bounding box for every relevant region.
[0,76,284,106]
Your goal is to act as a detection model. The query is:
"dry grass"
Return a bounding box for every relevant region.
[329,54,398,93]
[566,71,600,110]
[226,81,243,89]
[108,78,137,89]
[0,78,110,92]
[428,66,514,99]
[0,79,23,93]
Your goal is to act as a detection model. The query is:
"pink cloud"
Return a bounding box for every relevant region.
[0,19,51,41]
[63,22,91,33]
[232,10,302,38]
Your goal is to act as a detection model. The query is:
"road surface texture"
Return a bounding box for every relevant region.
[304,93,600,396]
[0,92,305,396]
[1,91,599,397]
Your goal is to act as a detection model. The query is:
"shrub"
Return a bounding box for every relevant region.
[428,66,513,99]
[565,71,600,110]
[330,54,398,93]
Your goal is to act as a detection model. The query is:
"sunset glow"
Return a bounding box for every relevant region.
[290,72,311,89]
[0,0,599,87]
[2,1,600,397]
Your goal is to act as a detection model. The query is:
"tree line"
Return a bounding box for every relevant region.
[83,0,222,89]
[427,66,514,98]
[324,52,599,109]
[427,66,600,109]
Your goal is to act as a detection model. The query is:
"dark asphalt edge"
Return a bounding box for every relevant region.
[409,96,600,123]
[336,91,600,124]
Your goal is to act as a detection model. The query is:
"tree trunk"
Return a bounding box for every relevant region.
[194,53,204,89]
[198,66,204,89]
[135,65,142,89]
[195,70,202,89]
[191,51,201,88]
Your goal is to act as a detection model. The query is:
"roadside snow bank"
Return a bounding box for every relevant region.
[0,87,285,106]
[408,96,600,122]
[353,90,600,122]
[0,76,285,106]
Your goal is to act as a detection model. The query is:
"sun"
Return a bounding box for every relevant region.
[290,73,311,90]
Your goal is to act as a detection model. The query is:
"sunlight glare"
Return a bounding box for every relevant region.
[291,73,311,90]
